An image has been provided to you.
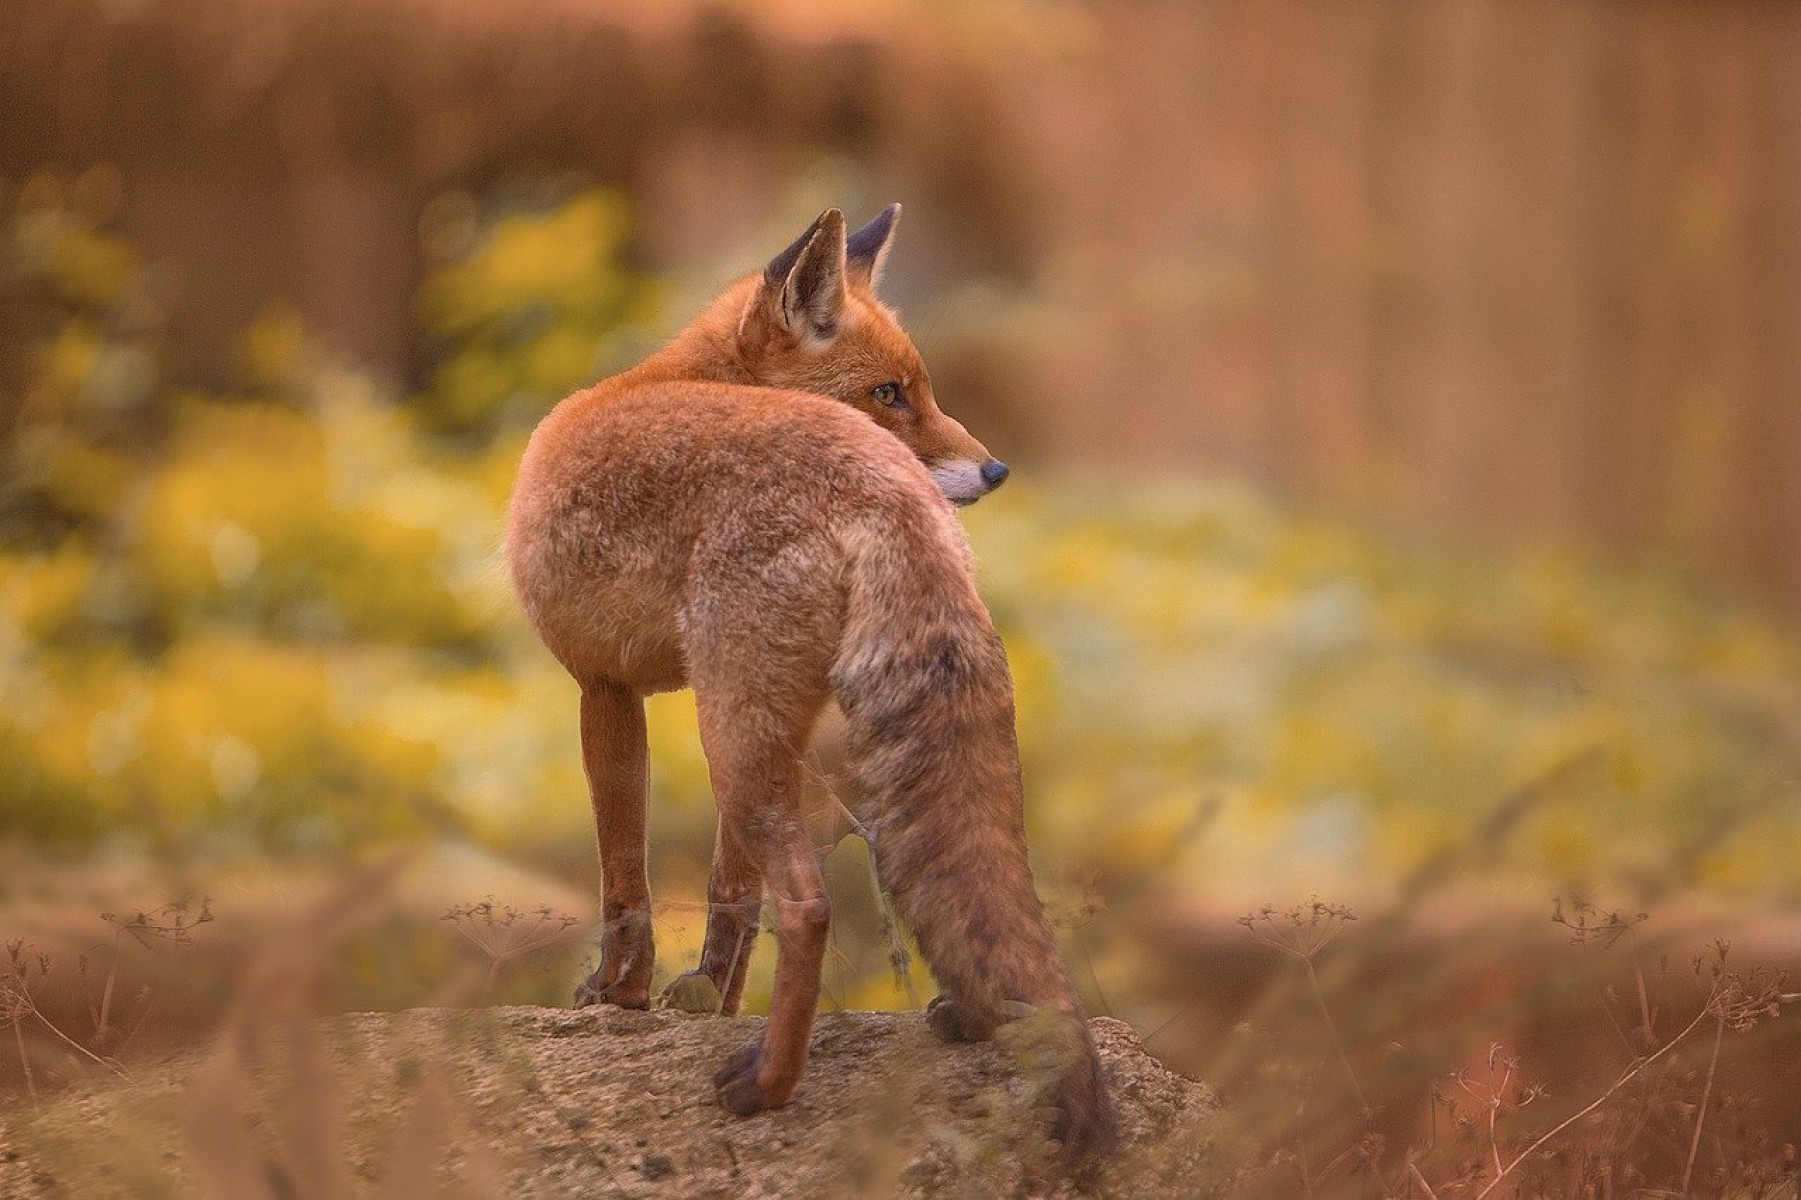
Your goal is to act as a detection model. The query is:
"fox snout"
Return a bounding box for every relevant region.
[930,457,1010,506]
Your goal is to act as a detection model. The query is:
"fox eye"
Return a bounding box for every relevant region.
[871,381,906,409]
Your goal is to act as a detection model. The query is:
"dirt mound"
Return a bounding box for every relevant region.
[0,1006,1226,1198]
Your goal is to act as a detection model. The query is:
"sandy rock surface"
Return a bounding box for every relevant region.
[0,1006,1225,1197]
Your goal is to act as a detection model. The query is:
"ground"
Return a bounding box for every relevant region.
[0,1006,1226,1198]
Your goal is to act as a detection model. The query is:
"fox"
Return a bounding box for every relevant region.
[505,205,1116,1160]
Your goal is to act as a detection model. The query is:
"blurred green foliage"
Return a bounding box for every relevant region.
[2,168,1799,941]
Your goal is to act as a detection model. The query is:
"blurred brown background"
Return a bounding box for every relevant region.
[5,3,1801,1193]
[7,0,1799,606]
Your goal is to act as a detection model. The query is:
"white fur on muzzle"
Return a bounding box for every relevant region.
[929,461,990,506]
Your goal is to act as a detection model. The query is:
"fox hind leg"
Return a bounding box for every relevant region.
[690,683,831,1115]
[573,680,655,1010]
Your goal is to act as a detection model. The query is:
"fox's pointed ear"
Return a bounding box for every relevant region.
[751,209,847,344]
[846,203,900,289]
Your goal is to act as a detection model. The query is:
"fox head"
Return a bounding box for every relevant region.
[735,206,1008,505]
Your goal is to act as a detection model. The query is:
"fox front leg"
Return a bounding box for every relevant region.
[573,682,655,1009]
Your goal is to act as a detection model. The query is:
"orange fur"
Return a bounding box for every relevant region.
[506,207,1112,1159]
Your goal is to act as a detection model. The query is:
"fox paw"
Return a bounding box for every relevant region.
[926,993,984,1042]
[712,1042,768,1116]
[573,972,649,1010]
[658,971,723,1014]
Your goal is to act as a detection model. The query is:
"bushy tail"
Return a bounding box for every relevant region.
[829,513,1117,1160]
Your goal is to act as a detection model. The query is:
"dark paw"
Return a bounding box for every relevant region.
[712,1041,766,1116]
[927,993,1031,1043]
[926,993,984,1043]
[573,973,649,1010]
[658,970,723,1014]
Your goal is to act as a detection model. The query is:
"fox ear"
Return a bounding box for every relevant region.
[757,209,847,343]
[846,203,900,289]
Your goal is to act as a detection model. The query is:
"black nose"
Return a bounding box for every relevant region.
[980,459,1010,489]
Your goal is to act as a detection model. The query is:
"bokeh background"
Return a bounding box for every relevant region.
[3,0,1800,1192]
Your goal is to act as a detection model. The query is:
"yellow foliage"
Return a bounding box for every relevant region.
[954,478,1801,906]
[1,635,447,850]
[6,177,1801,1036]
[413,185,659,433]
[420,190,629,334]
[42,317,99,400]
[644,691,712,809]
[43,440,136,520]
[0,543,98,642]
[130,399,487,646]
[240,302,309,385]
[46,226,138,307]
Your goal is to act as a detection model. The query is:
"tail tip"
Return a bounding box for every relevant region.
[1051,1051,1120,1171]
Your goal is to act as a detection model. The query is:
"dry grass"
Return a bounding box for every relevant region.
[0,863,1223,1198]
[1202,898,1796,1199]
[0,764,1795,1196]
[3,844,1795,1199]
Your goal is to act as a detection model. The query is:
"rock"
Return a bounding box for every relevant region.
[0,1006,1226,1198]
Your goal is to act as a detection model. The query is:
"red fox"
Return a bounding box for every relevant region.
[506,205,1114,1159]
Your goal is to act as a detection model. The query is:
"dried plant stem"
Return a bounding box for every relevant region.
[95,927,124,1039]
[444,902,580,1001]
[1629,929,1654,1037]
[1474,1002,1712,1200]
[12,1019,36,1106]
[1487,1060,1511,1181]
[724,924,748,1014]
[1609,921,1664,1047]
[1408,1160,1440,1199]
[829,791,915,997]
[1680,1014,1726,1195]
[482,956,501,1003]
[32,1008,131,1079]
[1139,1001,1195,1049]
[1077,930,1112,1018]
[1304,956,1368,1113]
